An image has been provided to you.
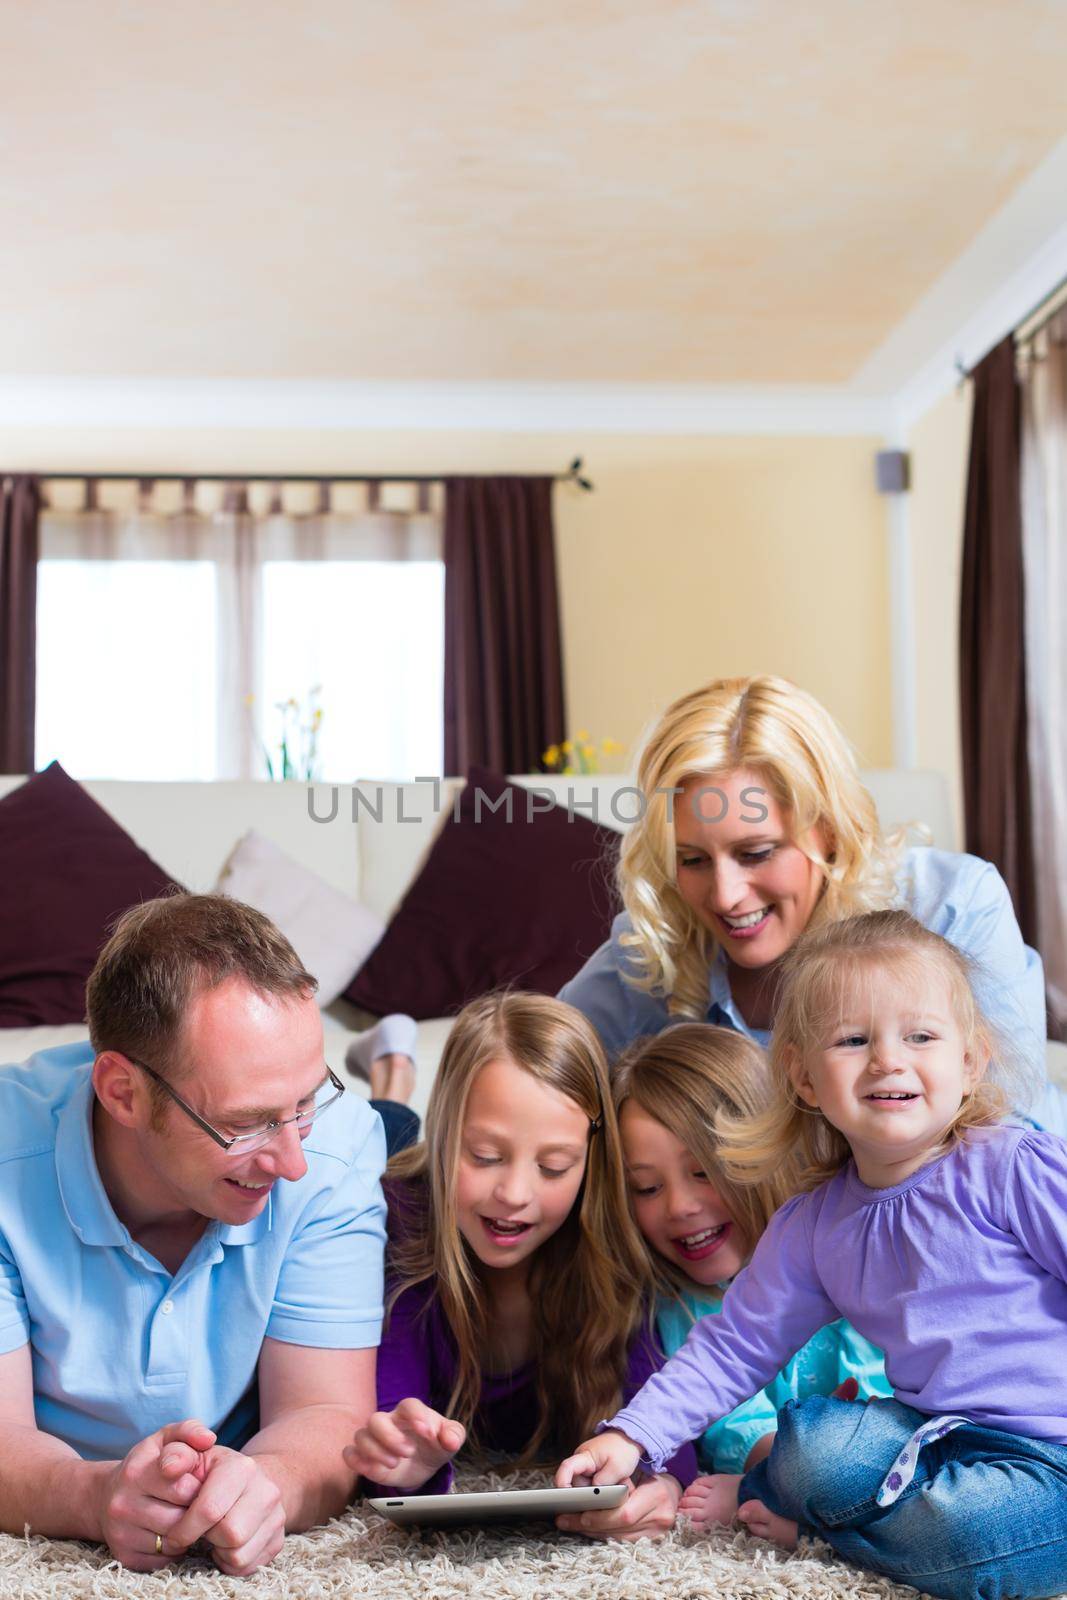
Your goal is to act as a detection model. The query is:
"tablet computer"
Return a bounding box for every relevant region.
[369,1483,628,1526]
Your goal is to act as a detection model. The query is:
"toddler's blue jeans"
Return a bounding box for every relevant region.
[739,1394,1067,1600]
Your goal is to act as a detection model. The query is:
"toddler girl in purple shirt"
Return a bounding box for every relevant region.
[344,991,696,1540]
[559,910,1067,1599]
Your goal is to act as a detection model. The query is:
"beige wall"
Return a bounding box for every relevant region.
[3,425,893,770]
[907,386,974,845]
[554,434,892,768]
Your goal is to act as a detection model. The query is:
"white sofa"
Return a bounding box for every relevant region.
[6,768,1061,1114]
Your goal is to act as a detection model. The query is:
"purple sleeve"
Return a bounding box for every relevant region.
[1003,1131,1067,1282]
[375,1279,436,1413]
[623,1320,699,1488]
[608,1193,838,1472]
[361,1279,454,1498]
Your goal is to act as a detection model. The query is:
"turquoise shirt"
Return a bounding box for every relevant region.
[657,1290,892,1474]
[0,1045,387,1461]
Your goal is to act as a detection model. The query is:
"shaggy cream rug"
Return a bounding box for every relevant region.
[0,1471,926,1600]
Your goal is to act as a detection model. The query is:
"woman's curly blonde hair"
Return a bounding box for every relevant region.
[616,675,904,1019]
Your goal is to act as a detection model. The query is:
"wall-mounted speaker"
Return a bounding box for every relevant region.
[875,450,910,494]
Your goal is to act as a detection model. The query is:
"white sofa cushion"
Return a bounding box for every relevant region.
[215,829,384,1006]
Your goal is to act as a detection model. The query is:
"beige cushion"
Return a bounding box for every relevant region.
[215,829,384,1006]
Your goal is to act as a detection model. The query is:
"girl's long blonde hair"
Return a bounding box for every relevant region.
[387,991,649,1460]
[617,675,904,1020]
[613,1024,801,1303]
[716,910,1021,1191]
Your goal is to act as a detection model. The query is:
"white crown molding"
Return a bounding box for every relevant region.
[887,221,1067,433]
[856,134,1067,434]
[0,375,894,437]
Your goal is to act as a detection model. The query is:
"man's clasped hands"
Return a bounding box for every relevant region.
[96,1420,284,1575]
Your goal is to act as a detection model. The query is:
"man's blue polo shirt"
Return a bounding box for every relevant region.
[0,1044,386,1462]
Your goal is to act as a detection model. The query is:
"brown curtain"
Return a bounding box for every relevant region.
[0,474,41,774]
[959,337,1037,943]
[444,476,566,774]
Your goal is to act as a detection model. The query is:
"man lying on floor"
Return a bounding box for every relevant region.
[0,893,389,1575]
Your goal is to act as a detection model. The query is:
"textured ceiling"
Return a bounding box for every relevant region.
[3,0,1067,383]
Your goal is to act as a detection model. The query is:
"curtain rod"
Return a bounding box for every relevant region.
[956,279,1067,383]
[34,458,595,491]
[1014,276,1067,347]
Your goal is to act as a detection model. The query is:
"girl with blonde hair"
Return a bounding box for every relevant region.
[343,991,696,1540]
[614,1023,889,1530]
[560,912,1067,1600]
[560,673,1061,1128]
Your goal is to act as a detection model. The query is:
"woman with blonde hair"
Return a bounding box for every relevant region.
[613,1023,890,1529]
[343,991,696,1540]
[561,673,1061,1127]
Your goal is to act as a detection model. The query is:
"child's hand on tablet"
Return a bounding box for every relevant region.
[344,1398,466,1490]
[558,1472,682,1542]
[556,1430,642,1487]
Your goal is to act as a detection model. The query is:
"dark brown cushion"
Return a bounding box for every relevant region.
[344,766,620,1019]
[0,762,181,1027]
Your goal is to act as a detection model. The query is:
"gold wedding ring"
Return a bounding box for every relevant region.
[155,1534,164,1555]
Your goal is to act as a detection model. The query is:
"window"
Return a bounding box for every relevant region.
[36,558,219,781]
[259,559,444,780]
[34,495,445,781]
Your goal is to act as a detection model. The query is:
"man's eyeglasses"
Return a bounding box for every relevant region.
[127,1056,346,1155]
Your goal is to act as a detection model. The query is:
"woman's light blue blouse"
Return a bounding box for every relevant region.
[559,847,1062,1129]
[657,1290,891,1474]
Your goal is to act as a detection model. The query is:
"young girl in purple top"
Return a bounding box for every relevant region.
[559,910,1067,1599]
[344,992,696,1541]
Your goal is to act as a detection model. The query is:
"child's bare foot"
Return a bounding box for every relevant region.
[345,1016,418,1101]
[385,1053,415,1104]
[679,1473,743,1529]
[368,1052,416,1105]
[737,1498,799,1550]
